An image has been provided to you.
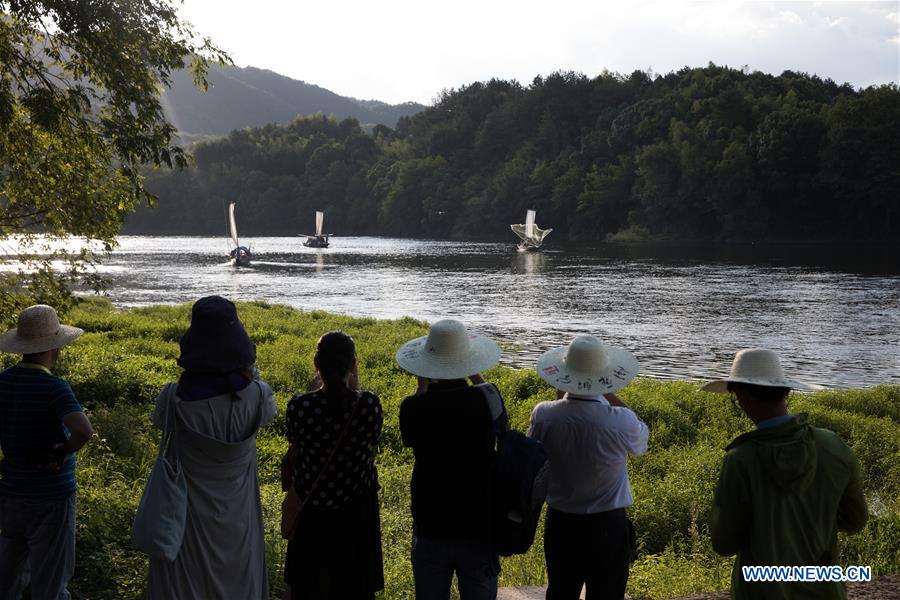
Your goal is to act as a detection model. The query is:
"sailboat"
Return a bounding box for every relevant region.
[301,211,330,248]
[226,202,252,266]
[511,209,552,252]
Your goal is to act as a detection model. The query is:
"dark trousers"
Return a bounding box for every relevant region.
[544,507,635,600]
[411,534,499,600]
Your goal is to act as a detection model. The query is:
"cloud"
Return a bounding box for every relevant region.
[179,0,900,104]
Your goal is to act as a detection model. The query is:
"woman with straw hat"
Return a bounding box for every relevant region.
[702,348,868,600]
[146,296,277,599]
[0,304,94,600]
[396,319,507,600]
[528,335,647,600]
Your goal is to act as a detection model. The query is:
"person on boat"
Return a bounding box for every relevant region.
[146,296,276,599]
[397,319,507,600]
[0,305,94,600]
[230,246,251,260]
[528,335,647,600]
[703,348,868,600]
[282,331,384,599]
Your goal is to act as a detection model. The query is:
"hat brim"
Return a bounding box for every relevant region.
[701,377,819,394]
[396,334,500,380]
[536,344,639,395]
[0,325,84,355]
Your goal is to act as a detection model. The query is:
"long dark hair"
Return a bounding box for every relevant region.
[315,331,356,418]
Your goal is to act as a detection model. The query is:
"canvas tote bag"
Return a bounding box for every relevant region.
[131,383,188,561]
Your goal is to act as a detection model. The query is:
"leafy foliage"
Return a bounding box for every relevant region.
[0,0,228,317]
[27,299,897,598]
[132,66,899,245]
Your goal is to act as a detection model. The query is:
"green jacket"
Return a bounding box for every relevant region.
[710,414,868,600]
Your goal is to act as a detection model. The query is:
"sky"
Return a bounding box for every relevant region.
[179,0,900,105]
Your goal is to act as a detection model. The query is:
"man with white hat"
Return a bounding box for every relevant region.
[397,319,507,600]
[703,348,868,600]
[529,335,647,600]
[0,305,94,600]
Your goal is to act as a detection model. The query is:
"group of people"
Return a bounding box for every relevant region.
[0,297,869,600]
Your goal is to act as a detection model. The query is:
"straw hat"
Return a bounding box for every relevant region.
[0,305,84,354]
[701,348,816,393]
[396,319,500,380]
[537,335,639,395]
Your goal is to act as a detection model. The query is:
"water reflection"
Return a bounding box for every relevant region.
[89,236,900,388]
[511,251,548,275]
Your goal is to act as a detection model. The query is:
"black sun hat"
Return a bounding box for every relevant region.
[178,296,255,374]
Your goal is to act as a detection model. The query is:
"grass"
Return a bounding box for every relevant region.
[4,297,897,599]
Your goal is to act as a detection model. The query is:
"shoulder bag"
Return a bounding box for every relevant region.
[131,383,188,561]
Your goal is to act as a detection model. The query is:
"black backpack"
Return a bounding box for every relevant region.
[476,384,550,556]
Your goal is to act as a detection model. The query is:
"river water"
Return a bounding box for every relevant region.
[94,236,899,388]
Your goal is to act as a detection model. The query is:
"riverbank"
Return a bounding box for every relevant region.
[13,298,897,599]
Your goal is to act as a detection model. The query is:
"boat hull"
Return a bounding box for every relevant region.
[229,245,252,266]
[303,236,330,248]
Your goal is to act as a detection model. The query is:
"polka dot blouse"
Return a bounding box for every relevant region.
[285,389,382,509]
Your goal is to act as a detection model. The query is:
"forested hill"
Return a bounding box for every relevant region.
[132,65,900,241]
[161,64,426,137]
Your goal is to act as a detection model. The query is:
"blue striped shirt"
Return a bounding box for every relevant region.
[0,364,82,498]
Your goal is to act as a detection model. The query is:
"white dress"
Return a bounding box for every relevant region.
[147,380,277,600]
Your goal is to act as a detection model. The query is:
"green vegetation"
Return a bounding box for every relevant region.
[0,0,227,317]
[7,299,896,599]
[132,66,899,244]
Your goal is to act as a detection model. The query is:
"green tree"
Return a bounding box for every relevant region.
[0,0,227,318]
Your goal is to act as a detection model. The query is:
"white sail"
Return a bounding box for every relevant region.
[228,202,240,247]
[315,211,324,236]
[511,209,552,247]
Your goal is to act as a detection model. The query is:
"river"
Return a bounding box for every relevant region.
[93,236,899,388]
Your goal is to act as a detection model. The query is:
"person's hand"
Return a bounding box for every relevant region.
[416,377,429,394]
[348,364,359,391]
[37,443,68,472]
[604,392,627,408]
[468,373,485,385]
[308,372,323,391]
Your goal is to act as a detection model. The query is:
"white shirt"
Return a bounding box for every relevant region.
[528,393,648,514]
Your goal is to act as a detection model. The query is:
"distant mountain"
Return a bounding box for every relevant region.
[161,64,426,137]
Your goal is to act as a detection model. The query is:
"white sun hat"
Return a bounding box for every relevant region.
[395,319,501,380]
[0,305,84,355]
[701,348,817,393]
[536,335,639,395]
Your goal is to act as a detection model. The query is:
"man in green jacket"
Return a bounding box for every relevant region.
[703,348,868,600]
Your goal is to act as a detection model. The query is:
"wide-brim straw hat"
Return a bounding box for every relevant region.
[0,305,84,354]
[396,319,500,380]
[701,348,817,393]
[537,335,639,395]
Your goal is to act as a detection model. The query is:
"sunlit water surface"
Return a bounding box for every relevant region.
[82,236,900,388]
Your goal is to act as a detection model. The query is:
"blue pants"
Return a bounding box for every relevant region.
[411,534,499,600]
[0,495,75,600]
